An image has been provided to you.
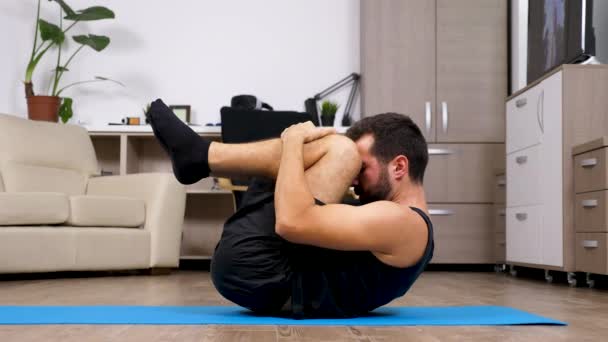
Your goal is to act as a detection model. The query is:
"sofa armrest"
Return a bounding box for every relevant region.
[86,173,186,268]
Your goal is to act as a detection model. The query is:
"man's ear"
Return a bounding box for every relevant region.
[392,155,409,180]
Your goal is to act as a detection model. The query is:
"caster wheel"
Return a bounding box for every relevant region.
[567,272,577,287]
[586,273,595,288]
[509,265,517,277]
[544,270,553,283]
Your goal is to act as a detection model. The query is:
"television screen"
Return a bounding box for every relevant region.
[527,0,568,84]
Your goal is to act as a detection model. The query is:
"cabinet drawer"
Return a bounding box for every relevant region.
[495,232,506,262]
[506,84,543,154]
[494,205,506,233]
[425,144,504,203]
[576,233,608,274]
[575,191,608,233]
[506,205,541,264]
[574,148,608,193]
[428,204,494,264]
[506,145,541,207]
[494,174,506,204]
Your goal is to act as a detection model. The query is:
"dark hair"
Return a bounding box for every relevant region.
[346,113,428,184]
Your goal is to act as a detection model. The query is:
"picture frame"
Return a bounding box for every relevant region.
[169,105,191,124]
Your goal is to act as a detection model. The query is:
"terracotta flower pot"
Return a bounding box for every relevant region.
[26,96,60,122]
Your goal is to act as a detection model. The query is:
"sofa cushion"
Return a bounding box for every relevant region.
[0,113,99,176]
[67,195,145,228]
[1,161,87,196]
[0,192,69,225]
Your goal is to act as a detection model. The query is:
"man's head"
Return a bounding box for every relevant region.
[345,113,428,204]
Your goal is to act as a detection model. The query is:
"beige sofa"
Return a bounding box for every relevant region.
[0,113,186,274]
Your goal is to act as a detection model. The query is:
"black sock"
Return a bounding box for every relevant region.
[146,99,210,184]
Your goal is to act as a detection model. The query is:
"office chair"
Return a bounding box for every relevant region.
[219,107,314,210]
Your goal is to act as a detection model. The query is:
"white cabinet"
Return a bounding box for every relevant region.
[506,71,563,267]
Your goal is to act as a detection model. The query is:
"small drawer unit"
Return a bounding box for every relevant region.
[574,148,608,194]
[575,233,608,274]
[573,137,608,275]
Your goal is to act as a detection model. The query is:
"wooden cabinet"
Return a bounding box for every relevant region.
[573,137,608,277]
[505,65,608,274]
[506,71,564,268]
[361,0,507,264]
[361,0,506,143]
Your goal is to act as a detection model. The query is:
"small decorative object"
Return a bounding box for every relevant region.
[320,100,339,127]
[143,102,151,124]
[169,105,191,124]
[121,117,141,125]
[24,0,121,123]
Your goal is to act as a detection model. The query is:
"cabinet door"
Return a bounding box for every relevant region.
[539,71,563,267]
[507,205,542,264]
[360,0,436,142]
[425,144,505,203]
[435,0,507,142]
[429,204,494,264]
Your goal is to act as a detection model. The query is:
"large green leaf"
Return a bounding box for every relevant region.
[38,19,65,44]
[73,35,110,52]
[50,0,77,17]
[65,6,115,21]
[58,97,73,123]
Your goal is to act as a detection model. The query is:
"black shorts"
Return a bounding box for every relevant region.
[210,178,295,314]
[210,178,434,317]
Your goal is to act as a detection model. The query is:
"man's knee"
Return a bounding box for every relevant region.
[325,134,362,175]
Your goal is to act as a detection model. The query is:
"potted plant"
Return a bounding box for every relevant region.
[320,100,339,126]
[24,0,119,123]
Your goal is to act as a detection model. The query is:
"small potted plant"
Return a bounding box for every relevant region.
[24,0,120,123]
[320,100,339,127]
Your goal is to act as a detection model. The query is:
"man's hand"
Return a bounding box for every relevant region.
[280,121,336,144]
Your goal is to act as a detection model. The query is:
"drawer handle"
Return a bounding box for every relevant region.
[580,158,598,168]
[515,98,527,108]
[515,213,527,221]
[429,209,455,216]
[497,179,506,187]
[582,199,598,208]
[516,155,528,164]
[428,148,454,156]
[582,240,599,249]
[498,209,506,217]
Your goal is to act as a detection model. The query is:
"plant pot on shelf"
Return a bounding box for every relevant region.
[26,95,60,122]
[320,115,335,127]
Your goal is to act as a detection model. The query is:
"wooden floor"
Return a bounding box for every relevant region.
[0,270,607,341]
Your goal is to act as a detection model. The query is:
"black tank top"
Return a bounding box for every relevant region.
[290,206,435,318]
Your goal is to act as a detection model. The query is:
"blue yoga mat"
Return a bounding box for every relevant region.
[0,305,565,326]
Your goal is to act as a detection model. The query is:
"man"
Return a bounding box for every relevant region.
[146,99,433,318]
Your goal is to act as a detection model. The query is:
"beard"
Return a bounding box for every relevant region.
[357,168,392,205]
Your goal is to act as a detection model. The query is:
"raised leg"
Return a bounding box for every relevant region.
[209,134,361,204]
[147,98,361,202]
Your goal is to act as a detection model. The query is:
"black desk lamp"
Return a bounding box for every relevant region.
[305,72,360,126]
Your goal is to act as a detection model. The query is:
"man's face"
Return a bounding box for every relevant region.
[352,134,392,204]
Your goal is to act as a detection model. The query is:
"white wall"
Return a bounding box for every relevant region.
[511,0,528,94]
[0,0,360,126]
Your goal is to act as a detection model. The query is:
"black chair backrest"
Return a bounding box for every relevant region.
[220,107,313,144]
[220,107,314,192]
